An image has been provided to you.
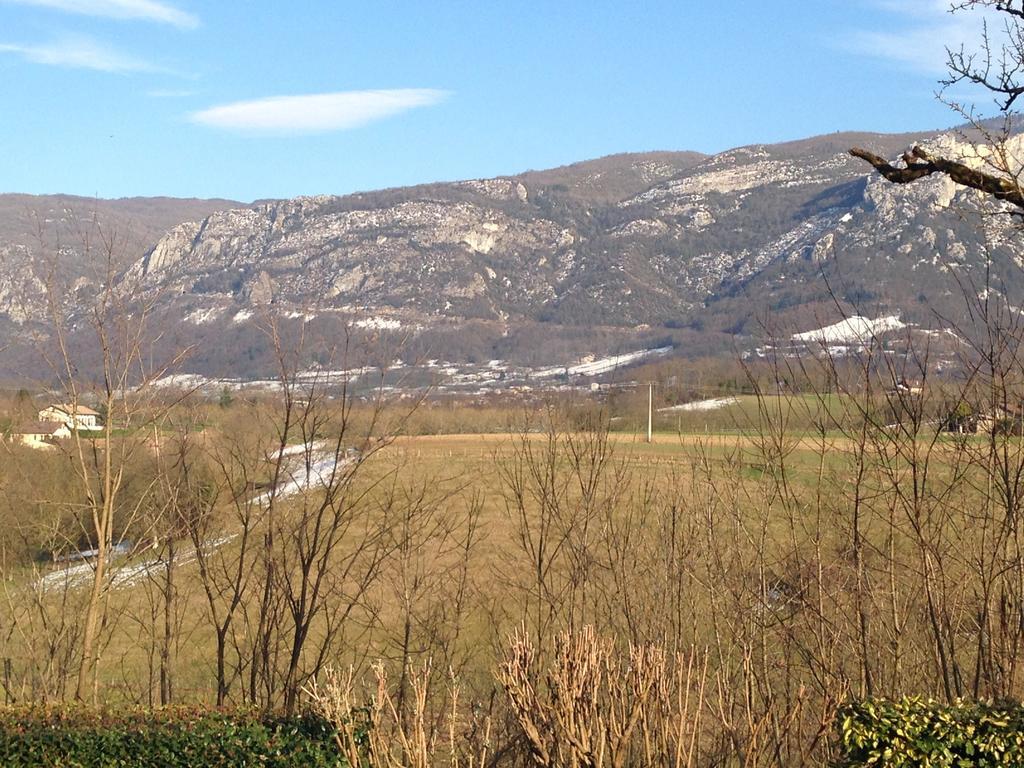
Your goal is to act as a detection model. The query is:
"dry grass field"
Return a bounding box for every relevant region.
[1,381,1022,765]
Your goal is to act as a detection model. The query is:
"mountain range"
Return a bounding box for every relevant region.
[1,124,1019,382]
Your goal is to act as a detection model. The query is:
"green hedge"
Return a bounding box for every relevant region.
[836,697,1024,767]
[0,708,345,767]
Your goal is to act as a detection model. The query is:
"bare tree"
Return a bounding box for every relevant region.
[498,625,707,768]
[31,212,191,703]
[306,661,492,768]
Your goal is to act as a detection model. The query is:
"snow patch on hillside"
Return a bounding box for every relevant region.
[355,316,402,330]
[535,346,672,378]
[148,373,212,390]
[185,307,222,325]
[792,316,905,344]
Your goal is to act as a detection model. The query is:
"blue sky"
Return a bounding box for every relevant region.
[0,0,1000,201]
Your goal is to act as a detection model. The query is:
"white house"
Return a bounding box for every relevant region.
[12,421,71,450]
[38,403,103,432]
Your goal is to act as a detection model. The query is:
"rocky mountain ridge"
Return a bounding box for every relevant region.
[0,194,241,328]
[1,126,1021,379]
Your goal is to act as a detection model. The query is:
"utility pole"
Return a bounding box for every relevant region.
[647,382,653,443]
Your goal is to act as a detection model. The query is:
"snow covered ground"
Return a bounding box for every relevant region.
[149,346,675,396]
[792,315,905,344]
[253,450,353,504]
[37,535,236,592]
[37,443,350,594]
[535,346,673,378]
[269,441,328,460]
[149,366,370,393]
[147,373,213,390]
[658,396,739,413]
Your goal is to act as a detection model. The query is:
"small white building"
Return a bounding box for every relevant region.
[12,421,71,450]
[38,403,103,432]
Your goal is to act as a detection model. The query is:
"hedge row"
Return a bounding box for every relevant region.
[0,708,346,767]
[10,697,1020,767]
[836,696,1024,767]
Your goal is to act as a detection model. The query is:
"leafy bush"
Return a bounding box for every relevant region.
[0,707,344,767]
[835,697,1024,767]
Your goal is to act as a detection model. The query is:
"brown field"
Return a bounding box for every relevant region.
[2,382,1022,765]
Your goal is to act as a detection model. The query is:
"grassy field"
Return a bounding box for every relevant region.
[3,385,1022,768]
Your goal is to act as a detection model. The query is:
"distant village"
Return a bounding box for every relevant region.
[4,378,1024,453]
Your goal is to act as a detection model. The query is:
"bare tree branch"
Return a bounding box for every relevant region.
[849,144,1024,209]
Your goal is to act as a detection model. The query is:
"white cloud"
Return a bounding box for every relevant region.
[190,89,450,135]
[0,35,158,72]
[846,1,1002,75]
[0,0,198,29]
[848,26,959,75]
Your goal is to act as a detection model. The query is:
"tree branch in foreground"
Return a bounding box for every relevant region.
[850,145,1024,211]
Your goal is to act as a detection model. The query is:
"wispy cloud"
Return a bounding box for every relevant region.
[848,27,958,75]
[0,34,159,72]
[0,0,198,29]
[190,89,450,135]
[846,0,1002,75]
[147,88,194,98]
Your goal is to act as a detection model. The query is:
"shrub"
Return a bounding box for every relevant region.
[835,697,1024,767]
[0,707,344,767]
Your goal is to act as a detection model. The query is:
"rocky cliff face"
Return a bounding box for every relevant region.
[128,186,580,324]
[0,194,241,328]
[0,245,46,325]
[2,128,1021,377]
[129,128,1021,331]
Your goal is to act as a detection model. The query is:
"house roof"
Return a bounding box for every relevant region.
[15,421,68,436]
[44,403,101,417]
